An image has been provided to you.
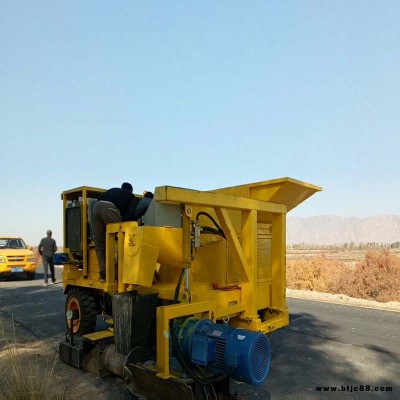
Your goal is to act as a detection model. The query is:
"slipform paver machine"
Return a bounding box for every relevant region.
[59,177,321,399]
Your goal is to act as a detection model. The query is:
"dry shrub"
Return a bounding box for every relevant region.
[287,250,400,302]
[344,250,400,302]
[0,316,60,400]
[287,254,347,293]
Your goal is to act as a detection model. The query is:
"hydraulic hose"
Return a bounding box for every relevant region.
[196,212,225,239]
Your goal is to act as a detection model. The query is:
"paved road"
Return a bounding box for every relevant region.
[0,266,399,399]
[269,299,399,399]
[0,264,66,341]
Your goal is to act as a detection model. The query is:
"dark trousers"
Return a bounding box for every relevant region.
[93,201,122,274]
[43,256,55,283]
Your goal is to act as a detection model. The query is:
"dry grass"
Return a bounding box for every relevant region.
[0,314,114,400]
[287,249,400,302]
[0,316,61,400]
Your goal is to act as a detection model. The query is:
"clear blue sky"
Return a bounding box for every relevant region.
[1,1,399,246]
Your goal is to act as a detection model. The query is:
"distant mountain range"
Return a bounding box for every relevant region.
[287,215,400,245]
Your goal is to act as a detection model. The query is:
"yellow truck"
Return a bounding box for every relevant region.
[59,177,321,399]
[0,236,37,280]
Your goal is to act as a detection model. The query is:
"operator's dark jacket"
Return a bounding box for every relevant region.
[98,188,138,221]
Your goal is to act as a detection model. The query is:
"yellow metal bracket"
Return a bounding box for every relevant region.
[214,207,250,283]
[156,301,214,379]
[155,186,287,214]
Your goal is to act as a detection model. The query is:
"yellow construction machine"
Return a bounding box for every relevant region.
[59,177,321,399]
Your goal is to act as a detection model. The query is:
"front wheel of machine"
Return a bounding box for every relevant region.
[65,288,97,336]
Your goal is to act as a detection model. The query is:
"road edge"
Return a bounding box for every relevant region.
[286,288,400,312]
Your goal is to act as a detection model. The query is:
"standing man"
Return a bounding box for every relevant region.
[38,230,57,286]
[93,182,138,282]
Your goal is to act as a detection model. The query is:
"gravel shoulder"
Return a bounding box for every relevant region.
[287,288,400,312]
